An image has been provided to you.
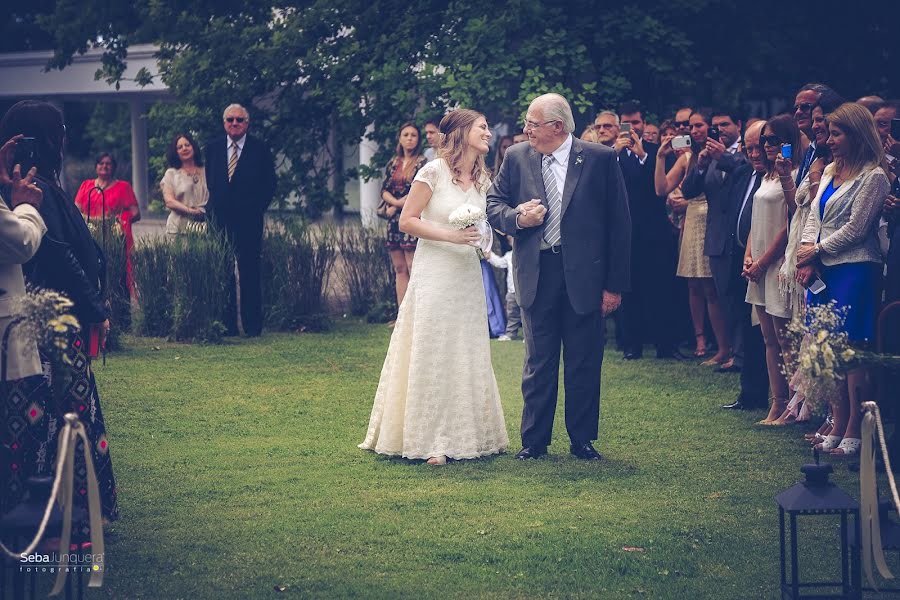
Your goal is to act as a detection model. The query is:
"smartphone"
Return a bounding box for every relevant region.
[671,135,692,150]
[10,137,37,176]
[781,143,792,160]
[807,277,826,294]
[620,122,632,134]
[891,118,900,140]
[707,126,720,142]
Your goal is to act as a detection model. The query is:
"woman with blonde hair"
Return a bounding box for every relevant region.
[380,122,427,308]
[796,102,890,456]
[359,109,508,465]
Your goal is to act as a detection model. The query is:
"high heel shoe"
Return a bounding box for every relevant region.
[815,435,843,451]
[426,456,447,465]
[831,438,861,457]
[757,397,789,425]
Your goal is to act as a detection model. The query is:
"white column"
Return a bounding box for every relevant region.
[130,99,149,210]
[359,123,381,228]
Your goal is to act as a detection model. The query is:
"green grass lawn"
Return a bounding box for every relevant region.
[56,319,889,598]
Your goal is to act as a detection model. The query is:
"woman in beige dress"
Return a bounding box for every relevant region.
[160,132,208,236]
[655,108,731,364]
[742,114,801,424]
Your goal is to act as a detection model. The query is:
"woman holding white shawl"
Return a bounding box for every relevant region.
[359,109,509,465]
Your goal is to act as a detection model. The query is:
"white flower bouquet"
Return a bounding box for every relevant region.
[448,204,492,258]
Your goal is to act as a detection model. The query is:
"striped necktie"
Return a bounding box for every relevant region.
[228,141,239,181]
[542,154,562,247]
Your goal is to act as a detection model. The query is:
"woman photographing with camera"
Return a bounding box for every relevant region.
[0,100,119,532]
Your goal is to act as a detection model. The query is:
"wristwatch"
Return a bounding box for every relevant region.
[813,243,821,256]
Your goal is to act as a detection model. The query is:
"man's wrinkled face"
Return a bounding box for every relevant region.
[793,90,818,134]
[224,108,250,140]
[593,114,619,146]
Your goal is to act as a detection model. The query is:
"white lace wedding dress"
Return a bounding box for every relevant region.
[358,159,509,460]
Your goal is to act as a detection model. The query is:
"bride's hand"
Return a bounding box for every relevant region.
[447,226,480,245]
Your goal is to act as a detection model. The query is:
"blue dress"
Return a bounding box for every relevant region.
[807,181,881,342]
[481,259,506,337]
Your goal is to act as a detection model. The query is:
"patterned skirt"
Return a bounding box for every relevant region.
[385,215,417,251]
[1,374,51,517]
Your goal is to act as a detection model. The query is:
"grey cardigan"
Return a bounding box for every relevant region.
[800,164,889,266]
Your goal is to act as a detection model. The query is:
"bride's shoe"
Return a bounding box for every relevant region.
[426,456,448,465]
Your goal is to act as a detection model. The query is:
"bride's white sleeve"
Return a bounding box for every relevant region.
[413,160,442,191]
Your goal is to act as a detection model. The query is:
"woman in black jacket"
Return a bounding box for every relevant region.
[0,100,118,530]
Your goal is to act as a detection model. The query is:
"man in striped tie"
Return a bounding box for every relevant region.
[487,93,632,462]
[206,103,277,337]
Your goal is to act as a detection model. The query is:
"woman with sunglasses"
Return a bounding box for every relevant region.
[796,102,890,456]
[743,114,801,424]
[655,108,732,365]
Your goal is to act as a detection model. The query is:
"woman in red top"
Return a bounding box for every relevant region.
[74,153,141,293]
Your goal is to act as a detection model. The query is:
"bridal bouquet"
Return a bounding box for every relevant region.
[448,204,492,258]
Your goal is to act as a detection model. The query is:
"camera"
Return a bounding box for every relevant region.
[671,135,692,150]
[10,137,38,176]
[620,122,632,134]
[892,118,900,141]
[781,144,792,160]
[707,126,720,142]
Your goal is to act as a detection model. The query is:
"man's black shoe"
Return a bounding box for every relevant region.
[721,399,746,410]
[515,446,547,460]
[656,349,690,361]
[570,442,603,461]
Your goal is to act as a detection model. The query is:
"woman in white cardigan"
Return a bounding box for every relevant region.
[796,102,890,457]
[0,136,47,514]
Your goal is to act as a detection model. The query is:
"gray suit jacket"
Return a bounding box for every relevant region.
[486,138,631,315]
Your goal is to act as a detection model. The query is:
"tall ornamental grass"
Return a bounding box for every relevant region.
[168,230,233,343]
[132,236,173,337]
[336,225,396,322]
[87,218,129,349]
[262,221,336,332]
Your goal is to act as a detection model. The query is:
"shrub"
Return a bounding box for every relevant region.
[336,225,396,320]
[86,218,130,349]
[132,236,173,337]
[262,221,336,331]
[168,230,232,343]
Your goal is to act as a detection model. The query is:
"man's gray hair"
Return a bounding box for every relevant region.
[595,110,620,125]
[531,93,576,133]
[223,103,249,120]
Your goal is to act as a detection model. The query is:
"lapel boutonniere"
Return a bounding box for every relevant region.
[575,153,584,166]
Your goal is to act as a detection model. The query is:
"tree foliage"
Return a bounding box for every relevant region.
[19,0,900,217]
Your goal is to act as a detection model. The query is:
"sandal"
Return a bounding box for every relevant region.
[815,435,843,451]
[693,333,708,358]
[831,438,861,457]
[426,456,448,465]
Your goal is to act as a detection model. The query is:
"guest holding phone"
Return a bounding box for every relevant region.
[0,100,119,533]
[797,102,891,457]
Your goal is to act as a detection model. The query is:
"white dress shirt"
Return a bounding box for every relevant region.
[227,134,246,161]
[545,134,573,194]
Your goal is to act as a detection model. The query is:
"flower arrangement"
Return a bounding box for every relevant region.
[448,204,492,258]
[785,301,900,412]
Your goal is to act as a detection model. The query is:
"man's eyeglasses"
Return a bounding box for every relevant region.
[225,117,247,123]
[523,119,558,131]
[593,123,617,130]
[760,135,783,147]
[674,120,690,128]
[744,144,764,155]
[793,103,814,113]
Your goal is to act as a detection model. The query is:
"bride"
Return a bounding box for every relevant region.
[358,109,509,465]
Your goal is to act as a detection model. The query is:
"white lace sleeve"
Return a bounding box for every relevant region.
[413,159,442,191]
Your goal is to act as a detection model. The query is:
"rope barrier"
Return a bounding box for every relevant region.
[860,401,899,589]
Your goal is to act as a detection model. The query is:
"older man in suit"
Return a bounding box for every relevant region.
[206,104,277,337]
[487,93,631,461]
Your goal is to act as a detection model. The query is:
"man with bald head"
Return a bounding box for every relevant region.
[487,93,631,461]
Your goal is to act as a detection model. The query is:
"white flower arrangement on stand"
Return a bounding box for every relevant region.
[448,204,492,259]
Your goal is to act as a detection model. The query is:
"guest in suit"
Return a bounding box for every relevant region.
[487,93,631,461]
[793,83,838,186]
[681,108,746,372]
[0,136,47,515]
[616,101,681,360]
[205,103,277,337]
[797,102,890,457]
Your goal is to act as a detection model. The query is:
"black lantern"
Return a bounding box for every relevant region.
[0,476,87,600]
[776,455,861,599]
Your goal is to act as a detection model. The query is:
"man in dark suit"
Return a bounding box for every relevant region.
[206,103,277,337]
[487,93,631,461]
[616,101,682,360]
[681,108,746,371]
[698,121,769,409]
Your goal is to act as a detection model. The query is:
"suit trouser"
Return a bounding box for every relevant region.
[730,249,768,407]
[224,241,263,336]
[504,292,522,338]
[520,251,606,447]
[621,238,679,354]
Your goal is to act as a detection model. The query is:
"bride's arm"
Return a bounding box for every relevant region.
[399,181,480,245]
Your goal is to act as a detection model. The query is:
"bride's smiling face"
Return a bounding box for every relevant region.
[467,117,492,155]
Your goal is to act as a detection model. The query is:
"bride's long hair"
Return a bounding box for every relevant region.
[437,109,490,193]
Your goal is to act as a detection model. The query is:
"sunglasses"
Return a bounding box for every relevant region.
[225,117,246,123]
[674,120,690,128]
[760,135,783,146]
[793,103,813,113]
